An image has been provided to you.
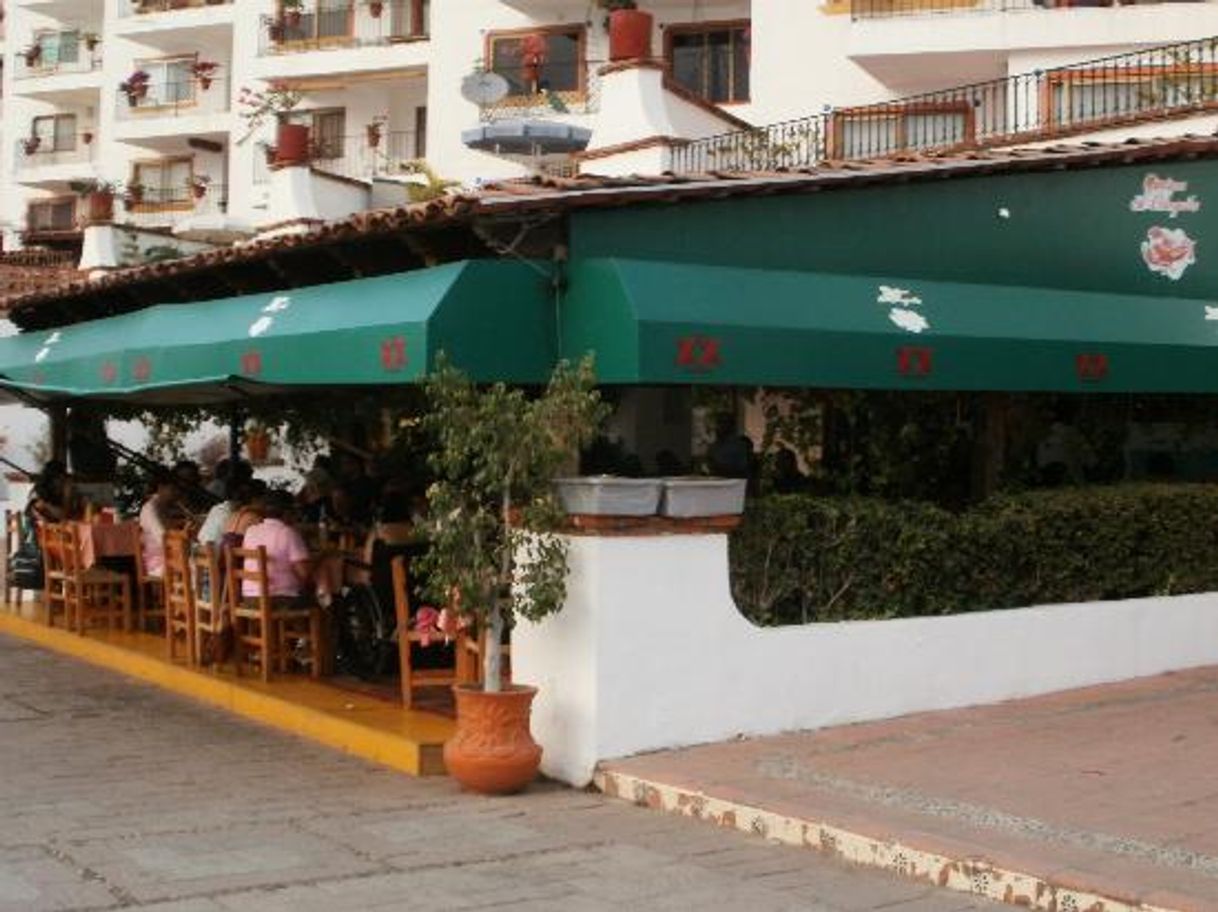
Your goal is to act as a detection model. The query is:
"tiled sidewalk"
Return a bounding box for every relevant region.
[599,667,1218,912]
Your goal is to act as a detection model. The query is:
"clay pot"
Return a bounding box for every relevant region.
[608,8,653,61]
[274,122,310,166]
[443,684,542,794]
[369,0,383,16]
[82,190,114,226]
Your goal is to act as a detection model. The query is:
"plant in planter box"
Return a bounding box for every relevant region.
[420,355,608,794]
[192,60,220,91]
[120,69,151,106]
[82,32,100,52]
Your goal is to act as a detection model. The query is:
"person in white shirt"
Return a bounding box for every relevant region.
[138,476,180,578]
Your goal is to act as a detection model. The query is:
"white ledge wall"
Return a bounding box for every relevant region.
[513,534,1218,787]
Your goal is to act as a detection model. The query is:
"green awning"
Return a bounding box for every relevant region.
[0,260,555,403]
[561,259,1218,392]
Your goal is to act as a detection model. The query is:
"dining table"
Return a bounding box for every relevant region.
[73,520,140,569]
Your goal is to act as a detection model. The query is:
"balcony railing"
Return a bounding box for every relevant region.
[24,203,79,236]
[119,0,233,16]
[476,63,603,122]
[14,49,103,80]
[672,36,1218,173]
[121,182,228,229]
[115,76,230,120]
[257,1,429,55]
[253,130,419,184]
[852,0,1205,19]
[13,136,96,172]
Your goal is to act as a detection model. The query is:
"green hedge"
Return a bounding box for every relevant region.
[729,484,1218,625]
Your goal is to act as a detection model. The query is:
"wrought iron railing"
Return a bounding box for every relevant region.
[257,1,429,55]
[14,47,103,79]
[672,36,1218,173]
[253,130,419,184]
[121,182,228,229]
[115,76,230,120]
[119,0,233,16]
[852,0,1205,19]
[476,63,603,122]
[13,136,97,171]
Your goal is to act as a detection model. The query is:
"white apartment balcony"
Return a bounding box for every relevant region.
[113,0,235,37]
[252,130,421,185]
[250,1,428,80]
[12,134,97,185]
[112,75,231,141]
[848,0,1218,89]
[12,46,103,96]
[119,181,228,231]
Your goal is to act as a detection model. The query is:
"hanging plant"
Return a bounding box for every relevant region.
[366,0,384,16]
[20,135,41,156]
[189,174,211,200]
[192,60,220,91]
[365,113,387,148]
[22,44,42,67]
[120,69,151,106]
[83,32,100,52]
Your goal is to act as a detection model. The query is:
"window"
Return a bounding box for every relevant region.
[833,103,972,158]
[488,27,583,97]
[285,108,346,159]
[137,57,197,107]
[27,198,76,233]
[35,30,80,67]
[31,115,77,152]
[132,158,193,206]
[389,0,428,38]
[667,23,750,105]
[1046,67,1218,128]
[280,0,353,44]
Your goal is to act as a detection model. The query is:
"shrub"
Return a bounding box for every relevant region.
[729,484,1218,625]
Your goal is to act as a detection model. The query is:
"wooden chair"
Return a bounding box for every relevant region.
[39,523,71,628]
[133,532,167,633]
[390,555,474,708]
[226,545,322,682]
[46,523,131,635]
[191,543,227,666]
[164,531,195,663]
[4,509,27,610]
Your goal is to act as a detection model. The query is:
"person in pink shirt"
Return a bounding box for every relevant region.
[241,491,312,604]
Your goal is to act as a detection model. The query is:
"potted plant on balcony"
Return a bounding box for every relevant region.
[364,0,384,17]
[20,135,41,156]
[124,181,146,208]
[192,60,220,91]
[189,174,211,201]
[21,44,42,67]
[420,355,607,795]
[365,114,387,149]
[69,179,118,225]
[82,32,100,53]
[282,0,304,27]
[238,81,306,165]
[120,70,151,106]
[520,32,547,89]
[82,131,94,145]
[599,0,652,61]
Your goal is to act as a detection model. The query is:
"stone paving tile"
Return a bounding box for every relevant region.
[0,632,1000,912]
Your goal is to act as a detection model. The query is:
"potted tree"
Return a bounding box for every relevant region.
[421,355,607,794]
[238,81,306,166]
[192,60,220,91]
[69,179,118,225]
[599,0,653,61]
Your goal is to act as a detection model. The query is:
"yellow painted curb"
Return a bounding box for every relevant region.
[595,768,1179,912]
[0,611,453,777]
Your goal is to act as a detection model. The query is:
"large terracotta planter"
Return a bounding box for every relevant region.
[608,8,653,61]
[274,123,310,167]
[444,684,542,794]
[81,190,114,226]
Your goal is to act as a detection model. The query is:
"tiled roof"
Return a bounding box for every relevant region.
[8,133,1218,329]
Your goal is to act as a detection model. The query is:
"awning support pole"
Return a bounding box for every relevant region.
[229,406,242,465]
[49,405,67,465]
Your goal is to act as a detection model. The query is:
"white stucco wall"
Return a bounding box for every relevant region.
[514,533,1218,787]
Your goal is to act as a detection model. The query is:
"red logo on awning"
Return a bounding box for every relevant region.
[100,362,117,383]
[240,351,263,377]
[381,336,407,372]
[1076,353,1109,382]
[676,336,721,371]
[897,346,933,377]
[132,357,152,382]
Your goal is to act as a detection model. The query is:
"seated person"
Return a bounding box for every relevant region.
[241,490,312,606]
[26,460,80,526]
[138,476,181,579]
[197,462,254,547]
[223,479,268,542]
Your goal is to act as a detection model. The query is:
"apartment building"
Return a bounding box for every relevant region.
[2,0,1218,264]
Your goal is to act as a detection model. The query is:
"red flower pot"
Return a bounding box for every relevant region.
[274,122,310,166]
[82,190,114,226]
[369,0,384,16]
[443,685,542,795]
[608,8,653,61]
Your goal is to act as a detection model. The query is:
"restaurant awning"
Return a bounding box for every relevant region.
[0,259,555,404]
[561,259,1218,392]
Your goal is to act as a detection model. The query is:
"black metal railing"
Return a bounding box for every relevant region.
[672,36,1218,173]
[253,131,419,184]
[122,183,228,228]
[258,1,429,55]
[115,76,230,119]
[852,0,1205,19]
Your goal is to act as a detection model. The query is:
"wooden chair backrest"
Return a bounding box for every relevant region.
[43,523,83,577]
[192,543,222,614]
[226,546,270,612]
[163,530,192,608]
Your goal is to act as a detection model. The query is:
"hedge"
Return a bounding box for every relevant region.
[728,484,1218,625]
